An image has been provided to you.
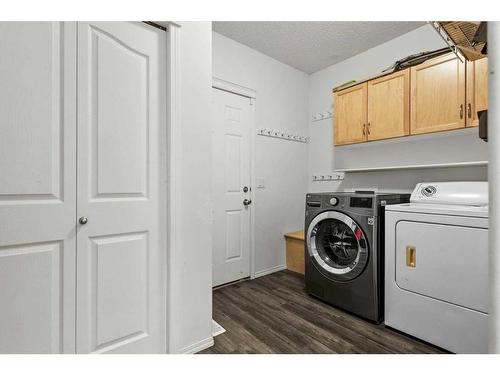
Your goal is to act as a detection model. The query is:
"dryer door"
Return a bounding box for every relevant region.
[395,220,488,313]
[306,211,369,281]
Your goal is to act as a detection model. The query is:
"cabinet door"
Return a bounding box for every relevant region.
[410,53,466,135]
[334,83,367,145]
[466,57,488,127]
[0,22,77,353]
[367,70,409,141]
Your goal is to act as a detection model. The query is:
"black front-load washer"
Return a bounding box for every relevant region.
[304,192,409,323]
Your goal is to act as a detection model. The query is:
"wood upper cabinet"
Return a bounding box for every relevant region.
[367,69,410,141]
[466,57,488,127]
[410,53,466,135]
[334,82,367,145]
[333,52,486,146]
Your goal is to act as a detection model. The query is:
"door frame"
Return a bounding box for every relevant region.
[211,77,257,280]
[165,23,180,354]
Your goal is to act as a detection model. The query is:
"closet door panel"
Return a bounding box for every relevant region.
[0,22,77,353]
[92,32,149,197]
[76,22,166,354]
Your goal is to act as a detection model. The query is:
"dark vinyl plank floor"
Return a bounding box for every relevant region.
[201,270,447,354]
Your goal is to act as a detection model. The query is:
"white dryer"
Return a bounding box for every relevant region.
[384,181,488,353]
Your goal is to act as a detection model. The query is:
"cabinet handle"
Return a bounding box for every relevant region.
[460,104,464,119]
[362,124,366,136]
[367,122,371,135]
[467,103,472,119]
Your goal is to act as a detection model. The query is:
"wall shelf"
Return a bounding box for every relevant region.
[335,160,488,173]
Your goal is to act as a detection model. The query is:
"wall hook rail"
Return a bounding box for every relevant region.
[257,128,309,143]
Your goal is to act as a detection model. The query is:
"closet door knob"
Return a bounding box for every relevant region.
[79,217,88,225]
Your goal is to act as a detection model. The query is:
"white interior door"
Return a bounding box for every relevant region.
[212,88,252,287]
[0,22,77,353]
[76,22,166,353]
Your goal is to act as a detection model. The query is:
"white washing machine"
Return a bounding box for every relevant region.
[384,181,488,353]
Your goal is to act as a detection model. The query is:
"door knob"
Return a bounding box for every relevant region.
[243,199,252,206]
[79,217,88,225]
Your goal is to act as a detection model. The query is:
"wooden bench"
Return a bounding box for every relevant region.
[284,230,305,275]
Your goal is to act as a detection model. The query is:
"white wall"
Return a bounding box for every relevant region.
[168,22,213,354]
[308,24,488,193]
[212,32,309,275]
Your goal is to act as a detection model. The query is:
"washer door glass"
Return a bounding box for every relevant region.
[307,211,369,281]
[316,219,359,268]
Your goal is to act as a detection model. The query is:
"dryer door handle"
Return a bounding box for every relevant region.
[406,246,416,268]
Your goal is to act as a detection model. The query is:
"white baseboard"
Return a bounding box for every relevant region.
[212,320,226,337]
[253,264,286,279]
[178,336,214,354]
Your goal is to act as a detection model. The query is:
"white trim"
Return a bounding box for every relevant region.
[249,98,256,280]
[212,77,257,99]
[212,320,226,337]
[489,22,500,353]
[178,336,214,354]
[155,21,182,29]
[335,160,488,173]
[253,264,287,279]
[166,22,182,355]
[212,77,257,280]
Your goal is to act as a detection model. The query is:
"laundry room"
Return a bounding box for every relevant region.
[1,1,500,372]
[208,20,490,355]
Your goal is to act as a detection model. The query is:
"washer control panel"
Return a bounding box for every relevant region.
[329,197,339,206]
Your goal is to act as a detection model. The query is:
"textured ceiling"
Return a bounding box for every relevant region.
[213,21,426,74]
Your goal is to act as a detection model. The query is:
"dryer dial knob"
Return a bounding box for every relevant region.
[422,185,437,197]
[329,197,339,206]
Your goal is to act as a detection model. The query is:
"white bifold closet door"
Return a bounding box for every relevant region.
[76,21,166,354]
[0,21,166,354]
[0,22,78,354]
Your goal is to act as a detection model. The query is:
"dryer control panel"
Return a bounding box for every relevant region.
[410,181,488,206]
